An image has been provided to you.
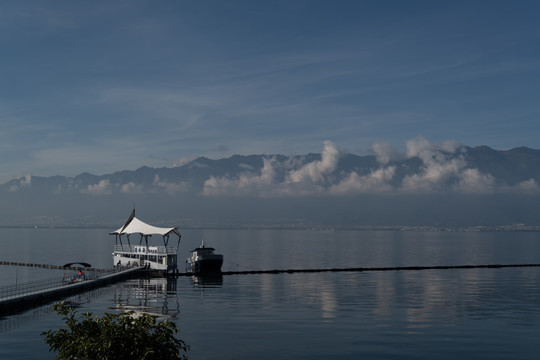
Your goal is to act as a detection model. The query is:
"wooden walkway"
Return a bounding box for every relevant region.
[0,266,145,316]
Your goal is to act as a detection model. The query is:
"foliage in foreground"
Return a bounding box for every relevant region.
[42,302,189,360]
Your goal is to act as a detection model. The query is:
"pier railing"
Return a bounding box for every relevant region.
[0,266,146,316]
[0,270,110,302]
[0,277,67,301]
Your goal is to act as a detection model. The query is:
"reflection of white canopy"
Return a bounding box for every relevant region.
[110,210,180,237]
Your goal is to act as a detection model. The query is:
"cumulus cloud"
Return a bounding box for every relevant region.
[204,157,279,196]
[82,179,113,195]
[56,137,540,198]
[329,166,396,194]
[398,136,497,194]
[287,140,340,184]
[372,142,402,165]
[203,141,397,197]
[500,179,540,194]
[406,135,461,162]
[401,156,468,193]
[120,181,144,194]
[201,137,534,197]
[203,142,344,197]
[453,168,495,194]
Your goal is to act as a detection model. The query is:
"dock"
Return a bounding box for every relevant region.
[0,266,146,316]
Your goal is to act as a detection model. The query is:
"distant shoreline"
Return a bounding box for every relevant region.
[1,224,539,232]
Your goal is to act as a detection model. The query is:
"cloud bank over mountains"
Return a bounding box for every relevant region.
[203,137,540,197]
[4,136,540,198]
[3,137,540,228]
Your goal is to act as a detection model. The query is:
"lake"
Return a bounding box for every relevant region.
[0,228,540,359]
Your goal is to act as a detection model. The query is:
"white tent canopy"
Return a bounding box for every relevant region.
[110,210,180,238]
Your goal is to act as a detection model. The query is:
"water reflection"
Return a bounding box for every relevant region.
[0,287,109,333]
[112,277,180,318]
[191,274,224,288]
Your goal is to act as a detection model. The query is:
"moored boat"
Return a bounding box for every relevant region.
[186,241,223,274]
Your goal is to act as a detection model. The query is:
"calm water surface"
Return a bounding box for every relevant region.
[1,228,540,359]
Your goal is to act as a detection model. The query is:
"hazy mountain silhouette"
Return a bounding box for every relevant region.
[2,144,540,228]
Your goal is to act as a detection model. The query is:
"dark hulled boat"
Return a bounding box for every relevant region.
[186,241,223,274]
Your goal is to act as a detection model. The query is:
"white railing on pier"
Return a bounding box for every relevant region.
[0,270,114,302]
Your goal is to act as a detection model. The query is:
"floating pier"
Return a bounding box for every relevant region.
[0,266,146,316]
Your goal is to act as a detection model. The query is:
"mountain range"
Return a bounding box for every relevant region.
[2,141,540,228]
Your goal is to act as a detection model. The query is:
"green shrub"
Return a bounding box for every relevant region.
[42,302,189,360]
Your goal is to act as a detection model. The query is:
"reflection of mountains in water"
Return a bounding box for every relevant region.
[113,277,179,318]
[191,274,223,288]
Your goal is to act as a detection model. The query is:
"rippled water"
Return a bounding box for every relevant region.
[1,228,540,359]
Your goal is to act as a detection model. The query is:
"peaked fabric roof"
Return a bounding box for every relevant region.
[110,210,180,237]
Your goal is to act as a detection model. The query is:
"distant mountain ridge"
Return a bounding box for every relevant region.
[3,144,540,196]
[2,143,540,228]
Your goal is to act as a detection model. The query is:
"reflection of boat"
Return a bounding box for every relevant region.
[110,210,181,274]
[191,274,223,288]
[186,241,223,274]
[113,277,179,318]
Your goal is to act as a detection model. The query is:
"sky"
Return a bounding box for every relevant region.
[1,0,540,184]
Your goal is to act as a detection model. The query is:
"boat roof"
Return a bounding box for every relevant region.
[110,210,180,237]
[191,247,215,252]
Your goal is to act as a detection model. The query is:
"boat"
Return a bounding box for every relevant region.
[110,210,181,274]
[186,241,223,274]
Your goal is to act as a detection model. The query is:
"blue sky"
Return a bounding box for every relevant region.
[1,0,539,183]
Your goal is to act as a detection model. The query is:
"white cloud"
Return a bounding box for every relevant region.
[201,138,521,197]
[82,179,113,196]
[203,142,343,197]
[514,179,539,192]
[21,173,31,186]
[329,166,396,194]
[203,141,399,197]
[401,156,468,193]
[405,135,460,162]
[400,136,483,193]
[204,157,279,196]
[372,142,402,165]
[500,178,540,194]
[120,182,144,194]
[49,137,540,198]
[453,168,495,194]
[287,141,340,184]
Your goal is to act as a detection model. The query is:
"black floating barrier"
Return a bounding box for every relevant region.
[173,263,540,277]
